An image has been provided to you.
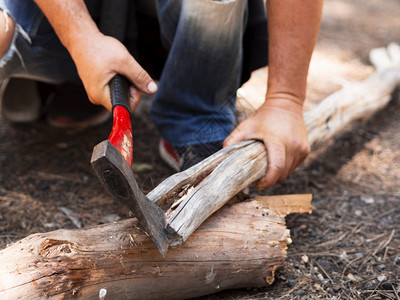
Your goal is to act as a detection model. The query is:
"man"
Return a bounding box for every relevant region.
[0,0,322,189]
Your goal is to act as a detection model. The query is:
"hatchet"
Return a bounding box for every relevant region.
[91,74,168,258]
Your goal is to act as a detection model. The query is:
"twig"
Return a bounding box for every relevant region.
[393,282,400,300]
[59,206,82,229]
[359,230,396,270]
[365,283,381,300]
[313,232,348,248]
[341,256,363,280]
[377,208,399,219]
[372,230,395,256]
[33,171,86,183]
[315,260,334,284]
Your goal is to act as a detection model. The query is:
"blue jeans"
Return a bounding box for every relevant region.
[0,0,80,84]
[0,0,248,147]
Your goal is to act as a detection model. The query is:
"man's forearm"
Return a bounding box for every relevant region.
[266,0,323,106]
[34,0,99,55]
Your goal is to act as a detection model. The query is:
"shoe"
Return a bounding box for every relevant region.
[159,138,223,171]
[46,83,111,129]
[0,78,42,123]
[159,138,181,171]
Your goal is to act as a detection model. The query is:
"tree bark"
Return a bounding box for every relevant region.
[0,196,311,300]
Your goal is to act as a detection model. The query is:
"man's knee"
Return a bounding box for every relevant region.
[0,11,15,59]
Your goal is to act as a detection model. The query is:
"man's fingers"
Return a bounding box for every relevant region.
[256,140,287,190]
[129,86,141,112]
[122,58,158,95]
[88,85,112,112]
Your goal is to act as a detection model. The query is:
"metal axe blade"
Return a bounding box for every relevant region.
[91,140,169,258]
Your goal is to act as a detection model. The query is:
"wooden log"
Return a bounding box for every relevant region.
[158,43,400,247]
[305,43,400,146]
[0,196,312,300]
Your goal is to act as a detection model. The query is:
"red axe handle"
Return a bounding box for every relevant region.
[108,75,133,166]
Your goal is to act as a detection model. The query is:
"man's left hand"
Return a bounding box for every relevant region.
[223,97,310,190]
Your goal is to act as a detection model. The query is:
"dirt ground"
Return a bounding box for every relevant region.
[1,0,400,299]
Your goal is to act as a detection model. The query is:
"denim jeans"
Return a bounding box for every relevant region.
[0,0,248,147]
[0,0,81,84]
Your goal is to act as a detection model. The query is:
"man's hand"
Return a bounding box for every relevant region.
[69,31,157,112]
[224,97,310,190]
[34,0,157,112]
[225,0,322,190]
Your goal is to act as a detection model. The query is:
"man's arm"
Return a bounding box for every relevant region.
[34,0,157,111]
[224,0,323,189]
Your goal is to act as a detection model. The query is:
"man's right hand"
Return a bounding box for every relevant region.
[69,31,157,112]
[34,0,157,112]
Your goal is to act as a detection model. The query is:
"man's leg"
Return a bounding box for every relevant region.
[0,0,80,123]
[0,0,110,126]
[0,2,45,122]
[151,0,247,169]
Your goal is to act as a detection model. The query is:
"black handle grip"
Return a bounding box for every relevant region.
[110,74,131,114]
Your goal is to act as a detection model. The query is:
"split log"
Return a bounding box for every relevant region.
[156,43,400,247]
[0,195,311,300]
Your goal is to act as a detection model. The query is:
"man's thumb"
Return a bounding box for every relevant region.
[124,59,158,94]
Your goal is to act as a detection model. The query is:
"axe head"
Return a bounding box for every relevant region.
[91,140,168,258]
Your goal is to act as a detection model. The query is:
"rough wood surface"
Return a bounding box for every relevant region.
[0,199,293,300]
[148,140,267,247]
[305,43,400,146]
[253,194,313,217]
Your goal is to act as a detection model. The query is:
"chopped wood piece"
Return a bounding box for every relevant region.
[253,194,313,216]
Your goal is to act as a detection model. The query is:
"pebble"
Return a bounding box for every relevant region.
[382,282,393,290]
[339,251,348,261]
[301,255,309,264]
[361,196,374,204]
[377,264,386,270]
[279,275,287,281]
[377,275,387,282]
[287,279,298,288]
[332,284,341,292]
[293,289,304,296]
[354,252,363,258]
